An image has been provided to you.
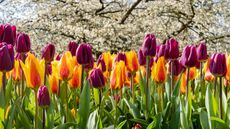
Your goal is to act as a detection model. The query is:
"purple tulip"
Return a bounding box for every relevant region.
[85,57,94,70]
[180,45,197,67]
[37,86,50,108]
[97,55,106,72]
[68,41,78,56]
[41,43,55,63]
[142,34,156,57]
[196,42,208,62]
[169,60,183,76]
[115,52,126,62]
[76,43,93,65]
[209,53,226,77]
[165,38,179,59]
[46,64,52,75]
[0,43,14,72]
[88,68,105,89]
[16,32,31,53]
[138,49,146,66]
[55,54,62,61]
[0,24,16,46]
[157,44,166,58]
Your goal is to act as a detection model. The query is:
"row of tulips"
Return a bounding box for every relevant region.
[0,23,230,129]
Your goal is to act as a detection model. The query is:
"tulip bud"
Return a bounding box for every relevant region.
[138,49,146,66]
[115,52,126,62]
[180,45,197,67]
[196,42,208,62]
[169,60,183,76]
[0,43,14,71]
[55,54,62,61]
[97,55,106,72]
[68,41,78,56]
[209,53,227,77]
[88,68,105,89]
[142,34,156,57]
[37,85,50,108]
[165,38,179,59]
[157,44,166,58]
[16,32,31,53]
[0,24,16,46]
[41,43,55,63]
[76,43,93,65]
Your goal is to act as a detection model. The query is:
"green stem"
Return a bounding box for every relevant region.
[131,73,135,103]
[42,108,45,129]
[186,68,190,101]
[35,90,38,129]
[219,77,223,119]
[214,77,217,96]
[170,60,174,99]
[145,56,150,120]
[65,81,68,123]
[80,65,84,93]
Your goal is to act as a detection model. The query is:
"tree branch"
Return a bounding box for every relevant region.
[119,0,142,24]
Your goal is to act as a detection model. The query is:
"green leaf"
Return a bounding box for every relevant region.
[93,88,100,106]
[200,110,210,129]
[169,105,180,129]
[115,120,126,129]
[124,98,141,118]
[87,109,98,129]
[172,73,182,98]
[6,76,13,104]
[5,104,15,129]
[77,80,90,129]
[210,117,230,129]
[54,122,77,129]
[180,100,189,129]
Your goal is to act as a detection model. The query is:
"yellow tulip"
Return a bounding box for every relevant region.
[48,74,59,94]
[11,60,22,82]
[110,61,126,90]
[125,50,138,73]
[20,53,45,89]
[225,55,230,81]
[152,57,167,84]
[68,65,82,89]
[102,51,113,71]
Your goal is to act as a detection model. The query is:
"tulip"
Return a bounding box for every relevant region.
[133,123,143,129]
[41,43,55,63]
[196,42,208,62]
[180,73,186,94]
[55,54,62,61]
[125,50,138,73]
[0,43,14,72]
[165,38,179,60]
[15,32,31,53]
[180,45,197,68]
[68,41,78,56]
[76,43,93,65]
[203,59,215,82]
[20,52,45,89]
[97,55,106,72]
[102,51,113,71]
[138,49,146,66]
[37,85,50,129]
[0,24,16,46]
[169,60,183,76]
[209,53,226,119]
[226,55,230,81]
[68,65,82,89]
[48,74,58,94]
[89,68,105,89]
[156,44,167,58]
[152,57,167,84]
[37,85,50,108]
[115,52,126,63]
[142,34,156,57]
[110,61,126,90]
[11,59,22,82]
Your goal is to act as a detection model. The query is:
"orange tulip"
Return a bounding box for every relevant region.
[203,58,215,82]
[68,65,82,89]
[48,74,59,94]
[185,67,197,80]
[180,73,186,94]
[151,57,166,84]
[110,61,126,90]
[102,51,113,71]
[20,52,45,89]
[11,60,22,81]
[125,50,138,73]
[225,55,230,81]
[52,51,75,81]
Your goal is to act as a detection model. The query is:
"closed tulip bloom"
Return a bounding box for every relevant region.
[76,43,93,65]
[115,52,126,62]
[125,50,138,73]
[169,60,183,76]
[55,54,62,61]
[185,67,198,80]
[15,32,31,53]
[97,55,106,72]
[156,44,167,58]
[203,59,215,81]
[102,52,113,71]
[138,49,146,66]
[165,38,179,59]
[0,44,14,71]
[89,68,105,89]
[196,42,208,62]
[0,24,16,46]
[209,53,227,77]
[152,57,167,84]
[68,66,82,89]
[142,34,156,57]
[37,86,50,108]
[20,53,45,89]
[41,43,55,63]
[68,41,78,56]
[11,59,22,81]
[180,73,186,94]
[110,61,126,90]
[180,45,197,67]
[225,55,230,81]
[48,74,58,94]
[53,51,75,81]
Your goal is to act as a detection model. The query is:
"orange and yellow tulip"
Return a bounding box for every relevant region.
[110,61,126,90]
[185,67,197,80]
[11,60,22,82]
[20,52,45,89]
[68,65,82,89]
[48,74,59,94]
[151,57,167,84]
[125,50,138,73]
[102,51,113,71]
[203,58,215,81]
[180,73,186,94]
[52,51,75,81]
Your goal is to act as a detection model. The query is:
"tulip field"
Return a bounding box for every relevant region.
[0,24,230,129]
